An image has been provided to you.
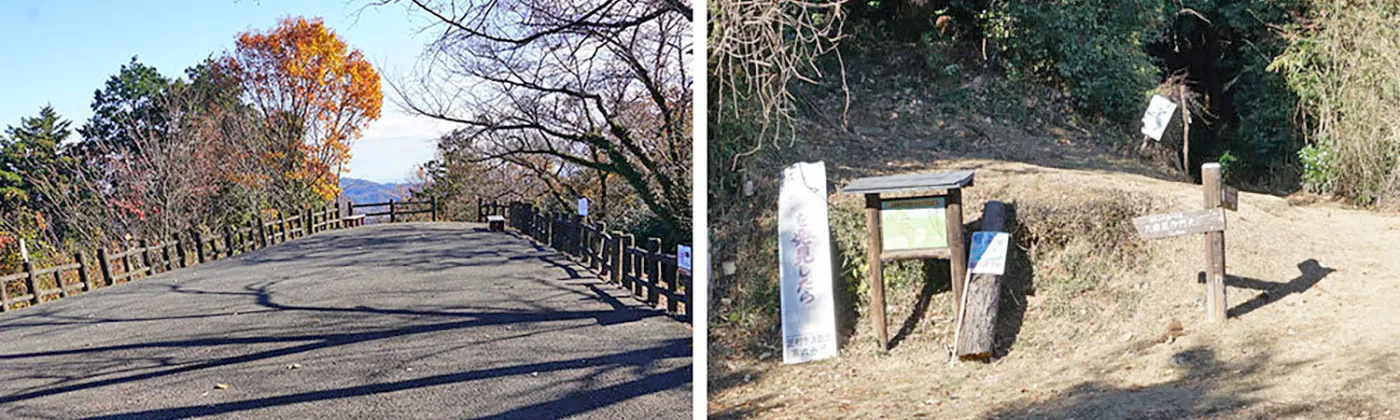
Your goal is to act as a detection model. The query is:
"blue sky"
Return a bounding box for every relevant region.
[0,0,455,183]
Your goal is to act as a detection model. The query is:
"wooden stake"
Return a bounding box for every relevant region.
[864,193,889,350]
[1203,163,1227,322]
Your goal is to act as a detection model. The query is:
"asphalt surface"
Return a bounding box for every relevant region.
[0,222,692,419]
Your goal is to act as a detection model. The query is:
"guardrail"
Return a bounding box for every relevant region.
[507,202,690,320]
[348,198,437,224]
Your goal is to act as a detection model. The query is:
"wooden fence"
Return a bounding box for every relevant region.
[0,202,354,312]
[348,197,438,224]
[507,202,691,320]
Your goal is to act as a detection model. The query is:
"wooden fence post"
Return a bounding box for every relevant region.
[222,226,234,258]
[256,215,268,249]
[162,237,174,272]
[431,196,438,222]
[611,231,626,285]
[122,242,135,275]
[141,239,154,276]
[646,237,662,305]
[193,230,206,264]
[281,215,289,243]
[23,260,39,305]
[620,234,635,293]
[98,248,114,286]
[665,252,680,313]
[1203,163,1228,322]
[76,251,92,292]
[389,199,397,223]
[476,197,484,222]
[174,233,187,268]
[304,206,313,236]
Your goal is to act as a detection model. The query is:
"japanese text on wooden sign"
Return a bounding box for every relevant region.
[1132,208,1226,240]
[778,162,838,364]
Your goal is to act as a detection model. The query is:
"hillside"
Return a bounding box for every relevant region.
[708,61,1400,418]
[339,177,412,204]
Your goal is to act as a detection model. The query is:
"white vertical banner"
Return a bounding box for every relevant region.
[778,161,838,364]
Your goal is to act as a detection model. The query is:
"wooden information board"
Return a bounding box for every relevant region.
[844,169,974,350]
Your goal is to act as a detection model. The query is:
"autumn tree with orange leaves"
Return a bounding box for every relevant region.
[227,16,382,207]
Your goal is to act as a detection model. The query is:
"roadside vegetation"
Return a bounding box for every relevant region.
[0,16,381,278]
[709,0,1400,385]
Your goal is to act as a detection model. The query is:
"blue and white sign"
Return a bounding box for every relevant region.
[968,232,1010,275]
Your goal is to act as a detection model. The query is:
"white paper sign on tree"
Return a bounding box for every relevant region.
[778,161,838,364]
[1141,94,1178,141]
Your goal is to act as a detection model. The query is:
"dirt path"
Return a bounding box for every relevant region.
[0,222,691,419]
[712,160,1400,419]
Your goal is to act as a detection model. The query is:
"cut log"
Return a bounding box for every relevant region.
[956,201,1006,360]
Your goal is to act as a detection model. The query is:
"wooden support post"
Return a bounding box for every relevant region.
[76,251,92,292]
[863,194,890,350]
[646,237,663,305]
[955,201,1006,360]
[281,217,289,243]
[23,260,39,305]
[223,226,234,258]
[431,196,438,222]
[572,215,584,257]
[304,206,313,236]
[621,234,636,295]
[947,189,967,313]
[389,199,397,223]
[194,230,206,264]
[98,248,114,286]
[612,231,626,284]
[121,242,134,276]
[141,239,154,275]
[162,237,174,272]
[1203,163,1227,322]
[256,216,267,249]
[174,233,187,268]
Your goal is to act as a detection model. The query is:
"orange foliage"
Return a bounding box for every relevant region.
[229,16,382,200]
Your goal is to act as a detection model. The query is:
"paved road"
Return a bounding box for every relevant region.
[0,223,691,419]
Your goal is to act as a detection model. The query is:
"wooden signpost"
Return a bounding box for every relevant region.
[843,170,974,350]
[1132,162,1235,322]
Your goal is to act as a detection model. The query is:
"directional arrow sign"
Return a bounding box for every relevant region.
[1133,208,1226,240]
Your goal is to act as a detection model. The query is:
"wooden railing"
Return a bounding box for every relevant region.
[507,202,691,320]
[0,202,351,312]
[349,197,438,224]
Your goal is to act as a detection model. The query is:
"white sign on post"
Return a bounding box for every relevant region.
[967,232,1010,275]
[677,245,693,276]
[577,198,588,216]
[1141,94,1178,141]
[778,161,838,364]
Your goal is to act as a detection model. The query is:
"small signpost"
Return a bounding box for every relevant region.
[843,169,974,350]
[677,245,693,277]
[1132,162,1234,322]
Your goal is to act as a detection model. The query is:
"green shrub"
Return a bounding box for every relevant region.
[981,0,1160,126]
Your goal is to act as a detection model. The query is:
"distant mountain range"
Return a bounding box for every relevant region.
[339,177,415,204]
